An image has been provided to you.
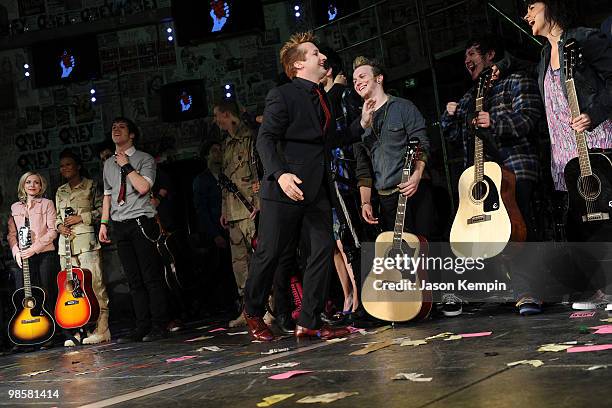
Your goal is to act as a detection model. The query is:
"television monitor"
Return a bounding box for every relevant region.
[313,0,360,26]
[160,80,208,122]
[172,0,265,45]
[31,34,101,88]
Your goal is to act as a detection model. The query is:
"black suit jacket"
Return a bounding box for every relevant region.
[257,79,359,205]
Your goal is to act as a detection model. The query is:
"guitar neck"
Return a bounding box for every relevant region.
[22,257,32,298]
[392,161,412,249]
[566,78,592,177]
[234,191,255,213]
[473,96,485,182]
[64,234,73,278]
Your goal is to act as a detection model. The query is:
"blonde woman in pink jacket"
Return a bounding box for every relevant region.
[7,172,59,316]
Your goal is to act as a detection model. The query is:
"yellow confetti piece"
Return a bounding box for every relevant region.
[507,360,544,368]
[297,392,359,404]
[538,344,573,352]
[326,337,347,344]
[350,339,394,355]
[425,332,454,340]
[257,394,295,407]
[400,339,428,347]
[443,335,463,341]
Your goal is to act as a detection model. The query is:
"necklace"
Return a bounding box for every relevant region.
[371,101,389,140]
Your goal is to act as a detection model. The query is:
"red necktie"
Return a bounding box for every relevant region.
[313,87,332,134]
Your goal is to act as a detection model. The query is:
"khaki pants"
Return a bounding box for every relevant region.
[228,218,256,297]
[60,250,109,333]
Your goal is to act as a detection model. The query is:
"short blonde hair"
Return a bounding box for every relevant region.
[280,31,317,79]
[17,172,47,203]
[352,56,385,77]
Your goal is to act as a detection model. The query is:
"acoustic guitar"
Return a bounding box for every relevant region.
[450,68,525,259]
[8,221,56,346]
[362,139,432,322]
[562,39,612,239]
[54,207,99,329]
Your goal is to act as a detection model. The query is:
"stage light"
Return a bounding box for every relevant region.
[25,72,30,77]
[91,96,97,103]
[223,83,235,99]
[166,27,173,33]
[295,12,301,17]
[90,88,96,94]
[293,3,303,19]
[225,84,231,90]
[23,63,29,69]
[167,35,174,42]
[225,92,232,98]
[294,5,300,11]
[23,62,31,78]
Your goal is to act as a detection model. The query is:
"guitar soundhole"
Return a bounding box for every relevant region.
[23,297,36,309]
[577,175,601,201]
[471,181,489,201]
[386,242,417,279]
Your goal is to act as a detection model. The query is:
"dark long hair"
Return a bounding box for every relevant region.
[524,0,578,30]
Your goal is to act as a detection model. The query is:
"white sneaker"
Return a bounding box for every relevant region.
[441,293,463,317]
[82,329,111,345]
[606,303,612,313]
[229,313,246,328]
[572,291,612,310]
[64,332,81,347]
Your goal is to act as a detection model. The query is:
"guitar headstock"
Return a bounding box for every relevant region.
[404,138,421,173]
[217,173,239,194]
[563,38,581,80]
[476,68,493,99]
[18,223,32,250]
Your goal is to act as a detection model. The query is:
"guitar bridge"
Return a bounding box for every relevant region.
[582,212,610,222]
[467,214,491,225]
[21,318,41,324]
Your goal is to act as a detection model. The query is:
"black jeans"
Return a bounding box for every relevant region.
[111,217,169,330]
[378,179,434,239]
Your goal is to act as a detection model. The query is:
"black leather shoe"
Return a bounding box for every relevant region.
[117,327,149,344]
[274,314,296,334]
[142,327,168,342]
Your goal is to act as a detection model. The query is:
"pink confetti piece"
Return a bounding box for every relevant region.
[457,331,492,338]
[589,325,612,330]
[346,326,364,334]
[567,344,612,353]
[570,311,596,319]
[593,328,612,335]
[209,327,227,333]
[268,370,313,380]
[166,355,197,362]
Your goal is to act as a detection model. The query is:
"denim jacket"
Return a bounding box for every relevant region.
[351,96,429,191]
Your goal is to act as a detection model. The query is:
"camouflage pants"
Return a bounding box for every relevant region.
[60,250,110,333]
[229,218,256,297]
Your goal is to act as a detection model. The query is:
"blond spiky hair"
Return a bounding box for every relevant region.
[352,56,384,77]
[280,31,317,79]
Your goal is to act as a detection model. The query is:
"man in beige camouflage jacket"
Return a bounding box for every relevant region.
[213,100,262,327]
[56,150,110,345]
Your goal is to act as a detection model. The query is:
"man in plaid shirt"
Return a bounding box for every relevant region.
[440,35,544,316]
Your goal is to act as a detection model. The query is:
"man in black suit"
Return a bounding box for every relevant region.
[243,32,355,341]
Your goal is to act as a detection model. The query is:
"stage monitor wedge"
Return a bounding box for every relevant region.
[161,79,208,122]
[31,34,101,88]
[172,0,265,45]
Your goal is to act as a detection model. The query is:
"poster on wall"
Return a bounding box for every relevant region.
[18,0,46,17]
